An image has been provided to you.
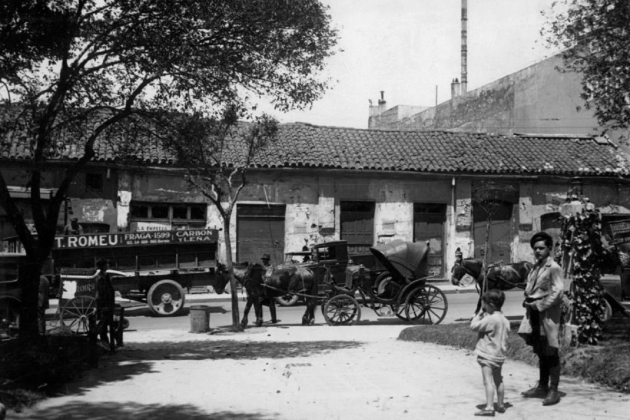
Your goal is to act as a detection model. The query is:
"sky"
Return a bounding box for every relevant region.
[256,0,559,129]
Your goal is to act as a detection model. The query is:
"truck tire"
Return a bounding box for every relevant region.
[147,280,186,316]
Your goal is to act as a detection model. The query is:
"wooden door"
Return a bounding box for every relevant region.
[340,201,375,255]
[237,204,285,265]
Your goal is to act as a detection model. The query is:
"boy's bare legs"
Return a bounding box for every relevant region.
[481,365,495,410]
[493,367,505,410]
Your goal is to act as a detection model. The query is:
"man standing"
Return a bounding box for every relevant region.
[38,276,50,335]
[518,231,565,406]
[261,254,271,267]
[95,259,115,350]
[64,217,84,235]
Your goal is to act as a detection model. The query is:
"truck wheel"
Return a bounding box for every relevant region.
[148,280,186,316]
[275,294,299,306]
[0,297,21,337]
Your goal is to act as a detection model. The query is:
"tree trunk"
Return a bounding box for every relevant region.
[482,217,492,295]
[19,257,45,339]
[222,216,241,331]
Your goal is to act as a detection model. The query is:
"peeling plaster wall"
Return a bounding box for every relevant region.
[111,169,630,277]
[131,173,201,203]
[451,179,474,270]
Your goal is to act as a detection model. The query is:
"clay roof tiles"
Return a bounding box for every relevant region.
[2,121,629,177]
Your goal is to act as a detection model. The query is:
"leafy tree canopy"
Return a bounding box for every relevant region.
[0,0,337,336]
[543,0,630,130]
[0,0,338,257]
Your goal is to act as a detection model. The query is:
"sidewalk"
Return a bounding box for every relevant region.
[47,280,479,310]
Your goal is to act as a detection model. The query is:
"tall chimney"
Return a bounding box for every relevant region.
[461,0,468,94]
[378,91,386,113]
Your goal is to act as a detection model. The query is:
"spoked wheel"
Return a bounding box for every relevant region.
[0,297,21,337]
[404,284,448,325]
[323,294,361,326]
[60,296,96,334]
[147,280,186,316]
[275,294,299,307]
[391,304,407,321]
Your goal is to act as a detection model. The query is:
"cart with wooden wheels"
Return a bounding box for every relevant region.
[57,268,130,337]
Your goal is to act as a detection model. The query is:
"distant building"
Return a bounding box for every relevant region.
[368,54,630,157]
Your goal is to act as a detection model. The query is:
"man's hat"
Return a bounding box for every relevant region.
[70,217,78,222]
[261,254,271,260]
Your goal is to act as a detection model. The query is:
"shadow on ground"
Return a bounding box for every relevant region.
[16,401,279,420]
[116,339,362,361]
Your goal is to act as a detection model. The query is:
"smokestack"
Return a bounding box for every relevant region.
[461,0,468,94]
[378,91,386,113]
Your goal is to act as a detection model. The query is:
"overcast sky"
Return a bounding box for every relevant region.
[256,0,559,129]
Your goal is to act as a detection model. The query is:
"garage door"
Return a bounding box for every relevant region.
[237,204,285,265]
[473,200,513,263]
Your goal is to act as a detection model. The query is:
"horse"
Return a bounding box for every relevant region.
[232,262,325,327]
[450,248,533,314]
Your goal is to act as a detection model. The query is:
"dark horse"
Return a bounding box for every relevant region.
[450,248,533,313]
[232,263,325,327]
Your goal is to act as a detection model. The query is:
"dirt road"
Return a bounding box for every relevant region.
[11,325,630,420]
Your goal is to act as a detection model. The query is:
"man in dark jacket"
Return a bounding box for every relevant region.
[95,259,115,349]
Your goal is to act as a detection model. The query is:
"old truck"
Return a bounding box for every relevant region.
[1,228,224,329]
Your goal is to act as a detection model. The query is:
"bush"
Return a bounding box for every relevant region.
[399,321,630,393]
[0,335,100,412]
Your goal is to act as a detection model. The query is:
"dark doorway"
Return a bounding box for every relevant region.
[340,201,375,255]
[414,203,446,278]
[237,204,285,265]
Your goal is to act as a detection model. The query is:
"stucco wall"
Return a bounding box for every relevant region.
[371,55,602,137]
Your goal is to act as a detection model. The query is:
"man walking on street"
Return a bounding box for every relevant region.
[518,231,565,406]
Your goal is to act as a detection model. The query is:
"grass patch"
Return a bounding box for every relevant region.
[399,320,630,393]
[0,335,101,413]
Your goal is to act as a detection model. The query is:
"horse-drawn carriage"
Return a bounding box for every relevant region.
[321,240,448,326]
[234,239,448,327]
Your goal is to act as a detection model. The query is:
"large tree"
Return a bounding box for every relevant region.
[0,0,338,337]
[543,0,630,130]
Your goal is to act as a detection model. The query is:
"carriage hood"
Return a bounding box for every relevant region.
[369,240,430,280]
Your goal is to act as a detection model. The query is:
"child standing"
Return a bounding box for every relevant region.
[471,289,511,416]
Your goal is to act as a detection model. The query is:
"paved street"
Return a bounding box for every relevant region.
[111,289,527,332]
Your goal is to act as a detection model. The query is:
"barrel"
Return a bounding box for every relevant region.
[189,305,210,333]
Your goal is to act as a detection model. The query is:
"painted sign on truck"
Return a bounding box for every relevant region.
[53,229,218,249]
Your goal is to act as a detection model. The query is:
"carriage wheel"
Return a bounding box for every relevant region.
[275,294,299,307]
[147,280,186,316]
[404,284,448,325]
[60,296,96,334]
[390,304,407,321]
[323,294,361,326]
[0,297,21,337]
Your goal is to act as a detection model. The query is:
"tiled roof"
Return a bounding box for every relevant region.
[2,121,629,176]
